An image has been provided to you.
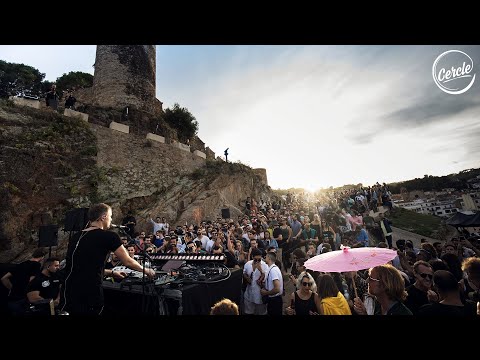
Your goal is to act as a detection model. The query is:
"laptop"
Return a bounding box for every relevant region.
[161,260,185,272]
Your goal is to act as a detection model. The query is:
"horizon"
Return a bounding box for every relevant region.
[272,167,480,191]
[1,45,479,191]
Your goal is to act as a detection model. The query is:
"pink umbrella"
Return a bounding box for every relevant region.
[305,246,397,273]
[305,246,398,298]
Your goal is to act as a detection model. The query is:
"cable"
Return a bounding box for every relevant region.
[60,230,87,312]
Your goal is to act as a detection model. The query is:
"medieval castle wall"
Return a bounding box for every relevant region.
[93,45,157,114]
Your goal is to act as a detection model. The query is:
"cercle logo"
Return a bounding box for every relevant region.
[432,50,475,95]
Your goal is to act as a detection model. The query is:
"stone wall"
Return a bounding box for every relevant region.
[190,136,205,152]
[205,147,215,160]
[9,96,41,109]
[91,124,206,201]
[93,45,157,114]
[73,87,94,110]
[253,168,268,186]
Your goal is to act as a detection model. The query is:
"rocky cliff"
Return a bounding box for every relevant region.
[0,100,97,262]
[117,161,271,234]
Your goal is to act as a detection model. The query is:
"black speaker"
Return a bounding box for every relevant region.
[64,208,89,231]
[221,208,231,219]
[39,225,59,247]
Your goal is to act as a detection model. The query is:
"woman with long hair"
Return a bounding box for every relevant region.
[353,264,412,315]
[315,273,352,315]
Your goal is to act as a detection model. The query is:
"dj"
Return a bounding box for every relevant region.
[62,203,155,315]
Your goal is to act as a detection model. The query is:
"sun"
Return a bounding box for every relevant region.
[304,184,319,194]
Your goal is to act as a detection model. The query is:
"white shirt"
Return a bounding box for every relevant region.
[194,235,209,249]
[243,260,269,304]
[205,239,215,253]
[264,264,283,298]
[150,219,163,234]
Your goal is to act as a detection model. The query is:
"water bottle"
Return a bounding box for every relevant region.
[144,259,151,269]
[364,295,375,315]
[342,280,350,301]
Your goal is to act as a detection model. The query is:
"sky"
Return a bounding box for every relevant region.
[1,45,479,191]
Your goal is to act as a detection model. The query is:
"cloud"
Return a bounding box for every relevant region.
[383,92,480,128]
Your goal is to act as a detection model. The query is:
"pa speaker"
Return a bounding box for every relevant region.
[64,208,89,231]
[221,208,231,219]
[39,225,59,247]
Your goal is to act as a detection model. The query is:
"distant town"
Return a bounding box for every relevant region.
[393,174,480,218]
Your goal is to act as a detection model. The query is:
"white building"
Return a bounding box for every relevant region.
[394,198,460,218]
[459,192,480,211]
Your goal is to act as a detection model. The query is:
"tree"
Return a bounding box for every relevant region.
[0,60,45,98]
[55,71,93,97]
[163,103,199,142]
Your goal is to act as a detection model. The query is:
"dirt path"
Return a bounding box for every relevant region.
[391,226,438,248]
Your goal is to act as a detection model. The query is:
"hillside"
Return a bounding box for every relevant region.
[389,207,450,239]
[387,168,480,193]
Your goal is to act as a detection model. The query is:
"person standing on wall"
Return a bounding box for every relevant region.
[61,203,155,315]
[64,91,77,110]
[45,84,59,111]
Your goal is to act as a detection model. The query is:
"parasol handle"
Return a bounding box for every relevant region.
[352,278,359,299]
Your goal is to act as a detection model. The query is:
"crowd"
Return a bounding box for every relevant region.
[2,183,480,315]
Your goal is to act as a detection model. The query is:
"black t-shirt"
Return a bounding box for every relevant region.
[64,229,122,308]
[224,251,239,268]
[26,273,61,301]
[272,227,282,240]
[404,285,429,315]
[294,291,317,315]
[9,260,42,300]
[417,301,477,316]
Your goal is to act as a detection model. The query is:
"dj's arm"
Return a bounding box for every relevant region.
[114,245,155,278]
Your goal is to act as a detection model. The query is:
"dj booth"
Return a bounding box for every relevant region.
[102,256,242,315]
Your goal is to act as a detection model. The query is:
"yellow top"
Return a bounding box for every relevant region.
[321,292,352,315]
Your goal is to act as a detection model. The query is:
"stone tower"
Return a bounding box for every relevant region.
[253,168,268,186]
[93,45,156,113]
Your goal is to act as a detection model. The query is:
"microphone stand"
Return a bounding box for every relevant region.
[117,228,153,314]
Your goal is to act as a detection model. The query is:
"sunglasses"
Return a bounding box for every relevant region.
[418,273,433,279]
[253,258,262,263]
[302,282,312,286]
[368,276,380,282]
